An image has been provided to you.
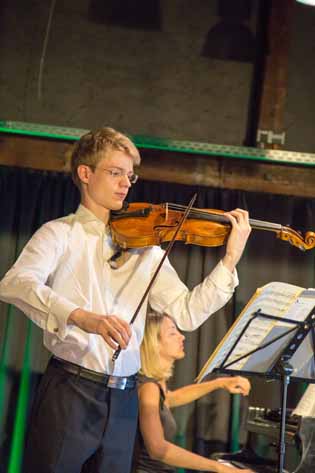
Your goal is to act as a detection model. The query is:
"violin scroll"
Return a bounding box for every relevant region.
[277,227,315,251]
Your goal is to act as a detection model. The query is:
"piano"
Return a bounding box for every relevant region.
[211,405,315,472]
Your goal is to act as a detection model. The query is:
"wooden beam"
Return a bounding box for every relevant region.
[0,134,70,171]
[141,149,315,198]
[0,134,315,198]
[256,0,294,148]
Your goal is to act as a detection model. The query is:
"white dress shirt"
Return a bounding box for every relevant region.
[0,205,238,376]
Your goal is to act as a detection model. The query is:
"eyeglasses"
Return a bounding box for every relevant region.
[89,166,138,184]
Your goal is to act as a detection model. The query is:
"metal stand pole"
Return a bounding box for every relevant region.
[278,362,293,473]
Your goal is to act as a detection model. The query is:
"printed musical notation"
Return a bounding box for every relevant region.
[197,282,315,382]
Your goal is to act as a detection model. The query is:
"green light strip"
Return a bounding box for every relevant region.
[230,394,241,453]
[0,234,19,449]
[0,120,87,141]
[0,304,14,436]
[1,120,315,167]
[8,320,32,473]
[174,432,186,473]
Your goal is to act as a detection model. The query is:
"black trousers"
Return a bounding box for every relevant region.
[24,360,138,473]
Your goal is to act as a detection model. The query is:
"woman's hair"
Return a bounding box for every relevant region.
[70,126,141,189]
[140,312,175,381]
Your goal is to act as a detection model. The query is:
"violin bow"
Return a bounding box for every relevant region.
[112,193,197,362]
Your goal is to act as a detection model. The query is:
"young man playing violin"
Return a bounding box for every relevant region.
[0,127,251,473]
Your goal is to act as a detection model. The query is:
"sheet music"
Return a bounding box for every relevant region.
[286,289,315,322]
[293,384,315,417]
[197,282,308,382]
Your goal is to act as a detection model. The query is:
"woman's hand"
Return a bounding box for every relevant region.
[216,462,253,473]
[220,376,251,396]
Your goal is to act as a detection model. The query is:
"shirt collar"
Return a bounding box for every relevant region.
[75,204,110,234]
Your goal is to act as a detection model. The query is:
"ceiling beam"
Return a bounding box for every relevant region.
[0,134,314,198]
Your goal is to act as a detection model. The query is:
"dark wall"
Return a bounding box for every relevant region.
[0,0,314,149]
[1,0,255,144]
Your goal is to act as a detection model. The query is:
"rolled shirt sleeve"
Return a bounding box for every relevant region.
[0,222,78,340]
[149,248,238,331]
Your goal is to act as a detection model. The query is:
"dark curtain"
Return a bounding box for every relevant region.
[1,165,315,471]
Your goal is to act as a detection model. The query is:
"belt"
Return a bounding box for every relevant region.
[51,357,137,390]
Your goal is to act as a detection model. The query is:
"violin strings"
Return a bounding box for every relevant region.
[166,203,282,231]
[168,203,220,218]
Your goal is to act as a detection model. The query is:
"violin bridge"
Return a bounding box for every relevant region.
[165,202,169,222]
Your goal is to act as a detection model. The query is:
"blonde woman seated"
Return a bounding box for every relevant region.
[134,312,252,473]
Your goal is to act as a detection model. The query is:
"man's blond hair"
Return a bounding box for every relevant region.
[70,127,141,189]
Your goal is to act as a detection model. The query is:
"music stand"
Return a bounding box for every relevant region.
[196,282,315,473]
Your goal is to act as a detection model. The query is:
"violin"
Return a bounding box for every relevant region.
[110,202,315,251]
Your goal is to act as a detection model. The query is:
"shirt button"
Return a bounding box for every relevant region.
[53,327,59,333]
